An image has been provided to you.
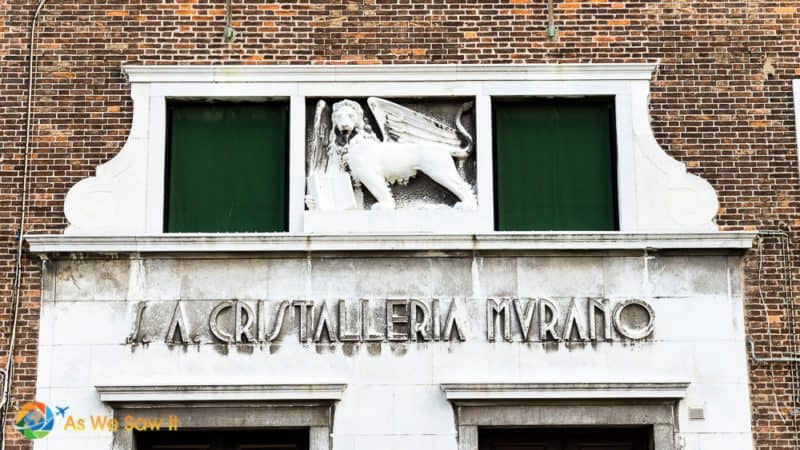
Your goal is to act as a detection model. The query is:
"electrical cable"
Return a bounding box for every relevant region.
[751,230,800,445]
[0,1,48,447]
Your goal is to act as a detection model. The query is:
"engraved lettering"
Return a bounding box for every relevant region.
[539,298,561,341]
[589,298,612,341]
[257,300,266,342]
[361,298,384,342]
[133,297,657,347]
[442,299,466,341]
[513,298,537,342]
[292,300,313,343]
[613,299,655,340]
[487,297,512,342]
[165,301,195,344]
[233,300,255,343]
[209,300,234,343]
[431,299,442,341]
[126,301,149,345]
[313,302,337,343]
[338,299,361,342]
[562,298,588,341]
[408,299,431,342]
[268,300,290,342]
[386,299,409,341]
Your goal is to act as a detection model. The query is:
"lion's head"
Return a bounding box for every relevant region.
[331,99,366,136]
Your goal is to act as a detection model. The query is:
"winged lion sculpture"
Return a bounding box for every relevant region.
[306,97,476,211]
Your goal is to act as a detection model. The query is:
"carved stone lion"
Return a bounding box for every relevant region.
[308,97,476,211]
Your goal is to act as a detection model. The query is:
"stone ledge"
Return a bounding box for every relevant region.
[26,232,755,255]
[122,63,657,83]
[440,382,690,401]
[96,383,347,404]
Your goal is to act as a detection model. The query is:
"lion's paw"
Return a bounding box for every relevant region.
[454,201,478,210]
[372,202,396,211]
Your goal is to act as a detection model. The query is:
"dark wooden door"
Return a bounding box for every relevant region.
[136,429,309,450]
[480,428,651,450]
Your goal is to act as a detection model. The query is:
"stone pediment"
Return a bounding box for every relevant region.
[62,64,718,235]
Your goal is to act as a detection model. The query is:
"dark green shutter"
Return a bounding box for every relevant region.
[165,102,288,232]
[494,99,618,231]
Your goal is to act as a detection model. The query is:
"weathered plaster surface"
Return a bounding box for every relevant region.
[35,251,751,450]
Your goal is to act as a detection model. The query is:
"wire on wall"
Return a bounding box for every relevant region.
[751,230,800,443]
[0,1,48,448]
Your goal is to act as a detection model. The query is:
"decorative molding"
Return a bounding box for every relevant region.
[628,83,719,232]
[26,232,756,254]
[121,64,658,83]
[440,382,689,401]
[63,84,151,234]
[63,63,721,235]
[96,383,347,404]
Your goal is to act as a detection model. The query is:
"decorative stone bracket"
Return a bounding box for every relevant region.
[63,64,719,235]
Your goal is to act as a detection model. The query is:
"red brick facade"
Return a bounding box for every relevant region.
[1,1,799,448]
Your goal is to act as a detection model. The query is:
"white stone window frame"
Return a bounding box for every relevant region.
[63,64,719,235]
[441,382,689,450]
[97,383,346,450]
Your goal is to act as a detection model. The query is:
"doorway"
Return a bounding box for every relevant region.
[136,428,309,450]
[479,427,652,450]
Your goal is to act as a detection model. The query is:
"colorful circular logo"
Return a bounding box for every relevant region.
[14,401,54,439]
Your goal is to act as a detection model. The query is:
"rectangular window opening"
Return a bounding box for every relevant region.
[165,100,289,233]
[479,426,653,450]
[136,427,310,450]
[493,97,619,231]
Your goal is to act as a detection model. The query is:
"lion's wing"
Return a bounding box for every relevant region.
[367,97,462,147]
[309,99,330,173]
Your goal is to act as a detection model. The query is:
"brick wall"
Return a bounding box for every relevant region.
[1,1,799,448]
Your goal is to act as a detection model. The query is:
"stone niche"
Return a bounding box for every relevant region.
[303,96,482,233]
[306,97,477,210]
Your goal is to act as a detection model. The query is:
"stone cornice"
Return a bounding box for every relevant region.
[96,383,347,404]
[440,382,690,401]
[26,232,755,255]
[121,63,658,83]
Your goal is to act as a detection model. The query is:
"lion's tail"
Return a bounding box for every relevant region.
[451,101,474,159]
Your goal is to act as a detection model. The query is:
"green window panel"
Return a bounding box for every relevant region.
[165,102,288,232]
[493,98,618,231]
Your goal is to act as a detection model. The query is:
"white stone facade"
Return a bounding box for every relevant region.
[29,63,755,450]
[31,239,754,450]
